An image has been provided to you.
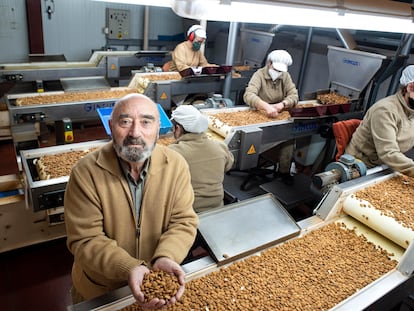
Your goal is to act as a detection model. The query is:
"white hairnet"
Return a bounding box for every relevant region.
[400,65,414,85]
[187,25,207,39]
[267,50,293,72]
[171,105,208,133]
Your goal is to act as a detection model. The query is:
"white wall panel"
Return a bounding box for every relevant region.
[0,0,28,63]
[41,0,144,61]
[0,0,185,63]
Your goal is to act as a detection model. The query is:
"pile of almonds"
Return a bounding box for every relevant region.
[122,222,396,311]
[35,148,98,180]
[353,174,414,231]
[316,92,350,105]
[15,89,136,106]
[140,270,180,303]
[210,110,290,127]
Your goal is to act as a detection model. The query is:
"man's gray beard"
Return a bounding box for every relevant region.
[114,141,155,163]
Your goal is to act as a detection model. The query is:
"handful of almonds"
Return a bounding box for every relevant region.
[141,270,180,302]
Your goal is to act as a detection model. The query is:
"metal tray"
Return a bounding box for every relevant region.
[198,193,301,266]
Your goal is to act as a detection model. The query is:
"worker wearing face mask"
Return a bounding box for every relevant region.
[345,65,414,177]
[169,24,215,72]
[243,49,298,118]
[243,50,299,184]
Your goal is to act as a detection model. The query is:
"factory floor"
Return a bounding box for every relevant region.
[0,138,71,311]
[0,237,73,311]
[0,123,107,311]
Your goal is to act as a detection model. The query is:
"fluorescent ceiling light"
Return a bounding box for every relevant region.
[171,0,414,33]
[92,0,171,7]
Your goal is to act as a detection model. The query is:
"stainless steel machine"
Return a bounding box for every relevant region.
[202,106,356,171]
[1,51,169,151]
[5,89,124,149]
[325,45,387,110]
[19,140,109,214]
[296,45,387,169]
[135,68,249,111]
[0,50,170,88]
[4,65,249,151]
[67,169,414,311]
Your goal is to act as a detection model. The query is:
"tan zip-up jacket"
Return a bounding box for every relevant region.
[243,66,299,108]
[345,90,414,177]
[65,142,198,300]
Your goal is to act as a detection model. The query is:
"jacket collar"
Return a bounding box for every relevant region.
[176,132,206,142]
[397,90,414,118]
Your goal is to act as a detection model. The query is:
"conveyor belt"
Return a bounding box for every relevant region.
[199,106,360,170]
[67,168,414,311]
[343,195,414,249]
[20,140,109,212]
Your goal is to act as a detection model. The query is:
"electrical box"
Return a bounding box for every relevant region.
[106,8,130,39]
[55,118,74,145]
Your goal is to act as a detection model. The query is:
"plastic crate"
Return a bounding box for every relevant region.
[97,104,172,136]
[290,105,328,117]
[201,66,218,74]
[158,105,173,134]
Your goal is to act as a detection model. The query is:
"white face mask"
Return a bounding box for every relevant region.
[269,68,282,81]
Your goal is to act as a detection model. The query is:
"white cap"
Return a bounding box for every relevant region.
[187,25,207,39]
[400,65,414,85]
[171,105,208,133]
[267,50,293,72]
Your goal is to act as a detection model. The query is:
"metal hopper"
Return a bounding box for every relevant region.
[327,45,387,102]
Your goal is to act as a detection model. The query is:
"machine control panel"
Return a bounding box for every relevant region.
[106,8,130,39]
[37,189,65,211]
[2,74,23,81]
[15,112,46,123]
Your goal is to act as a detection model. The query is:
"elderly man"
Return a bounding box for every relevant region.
[169,105,234,213]
[345,65,414,177]
[65,94,198,310]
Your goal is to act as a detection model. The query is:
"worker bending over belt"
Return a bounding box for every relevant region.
[243,50,299,184]
[345,64,414,177]
[169,105,234,213]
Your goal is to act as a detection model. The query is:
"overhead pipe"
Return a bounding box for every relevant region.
[223,21,238,99]
[297,27,313,99]
[143,6,150,50]
[365,34,411,110]
[200,19,207,55]
[335,29,357,50]
[387,33,414,95]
